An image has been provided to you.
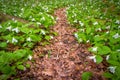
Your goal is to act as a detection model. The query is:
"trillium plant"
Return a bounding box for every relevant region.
[67,0,120,79]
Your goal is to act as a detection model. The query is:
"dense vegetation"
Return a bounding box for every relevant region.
[0,0,120,80]
[67,0,120,80]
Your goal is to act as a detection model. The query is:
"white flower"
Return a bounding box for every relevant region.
[21,8,24,11]
[117,49,120,52]
[106,55,110,60]
[96,28,101,31]
[80,22,84,26]
[86,40,90,43]
[74,13,77,17]
[79,21,84,26]
[93,22,98,25]
[106,31,109,34]
[29,16,32,18]
[7,40,9,43]
[108,66,116,73]
[6,26,12,31]
[115,20,120,24]
[36,22,41,25]
[12,37,18,43]
[88,55,96,63]
[113,33,120,39]
[12,27,19,33]
[118,26,120,29]
[41,17,45,21]
[28,55,32,60]
[92,47,98,52]
[0,25,2,28]
[106,26,110,29]
[41,30,45,35]
[27,37,32,42]
[50,36,54,39]
[80,29,85,32]
[73,20,77,23]
[31,18,35,21]
[78,38,83,42]
[74,33,78,38]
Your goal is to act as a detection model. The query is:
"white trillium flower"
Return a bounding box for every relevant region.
[113,33,120,39]
[88,55,96,63]
[96,28,101,31]
[12,27,19,33]
[0,25,2,28]
[36,22,41,25]
[74,33,78,38]
[92,47,98,52]
[86,40,90,43]
[106,55,110,60]
[50,36,54,39]
[12,37,18,43]
[108,66,116,73]
[106,26,110,29]
[80,29,85,32]
[79,21,84,26]
[31,18,35,21]
[117,49,120,52]
[115,20,120,24]
[74,20,77,23]
[28,55,32,60]
[118,26,120,29]
[41,17,45,21]
[7,40,9,43]
[93,22,98,25]
[27,37,32,42]
[106,31,109,34]
[41,30,45,35]
[78,38,83,42]
[6,26,12,31]
[21,8,24,11]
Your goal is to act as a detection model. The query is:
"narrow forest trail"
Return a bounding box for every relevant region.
[17,8,107,80]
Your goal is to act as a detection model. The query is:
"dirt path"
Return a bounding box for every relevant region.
[17,8,107,80]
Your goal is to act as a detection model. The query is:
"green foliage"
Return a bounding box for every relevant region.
[0,0,79,79]
[67,0,120,79]
[82,72,92,80]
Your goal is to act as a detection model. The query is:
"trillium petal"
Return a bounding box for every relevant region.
[92,47,98,52]
[0,25,2,28]
[108,66,116,73]
[12,37,18,43]
[28,55,32,60]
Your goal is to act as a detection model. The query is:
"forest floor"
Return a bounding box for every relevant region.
[14,8,108,80]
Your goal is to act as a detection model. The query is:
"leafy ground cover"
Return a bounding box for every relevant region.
[0,0,78,79]
[0,0,120,80]
[67,0,120,79]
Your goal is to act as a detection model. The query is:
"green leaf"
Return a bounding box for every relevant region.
[26,64,30,68]
[103,72,113,78]
[17,65,25,70]
[107,60,120,66]
[0,42,7,48]
[82,72,92,80]
[96,55,103,64]
[98,46,111,55]
[45,35,51,41]
[86,27,91,34]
